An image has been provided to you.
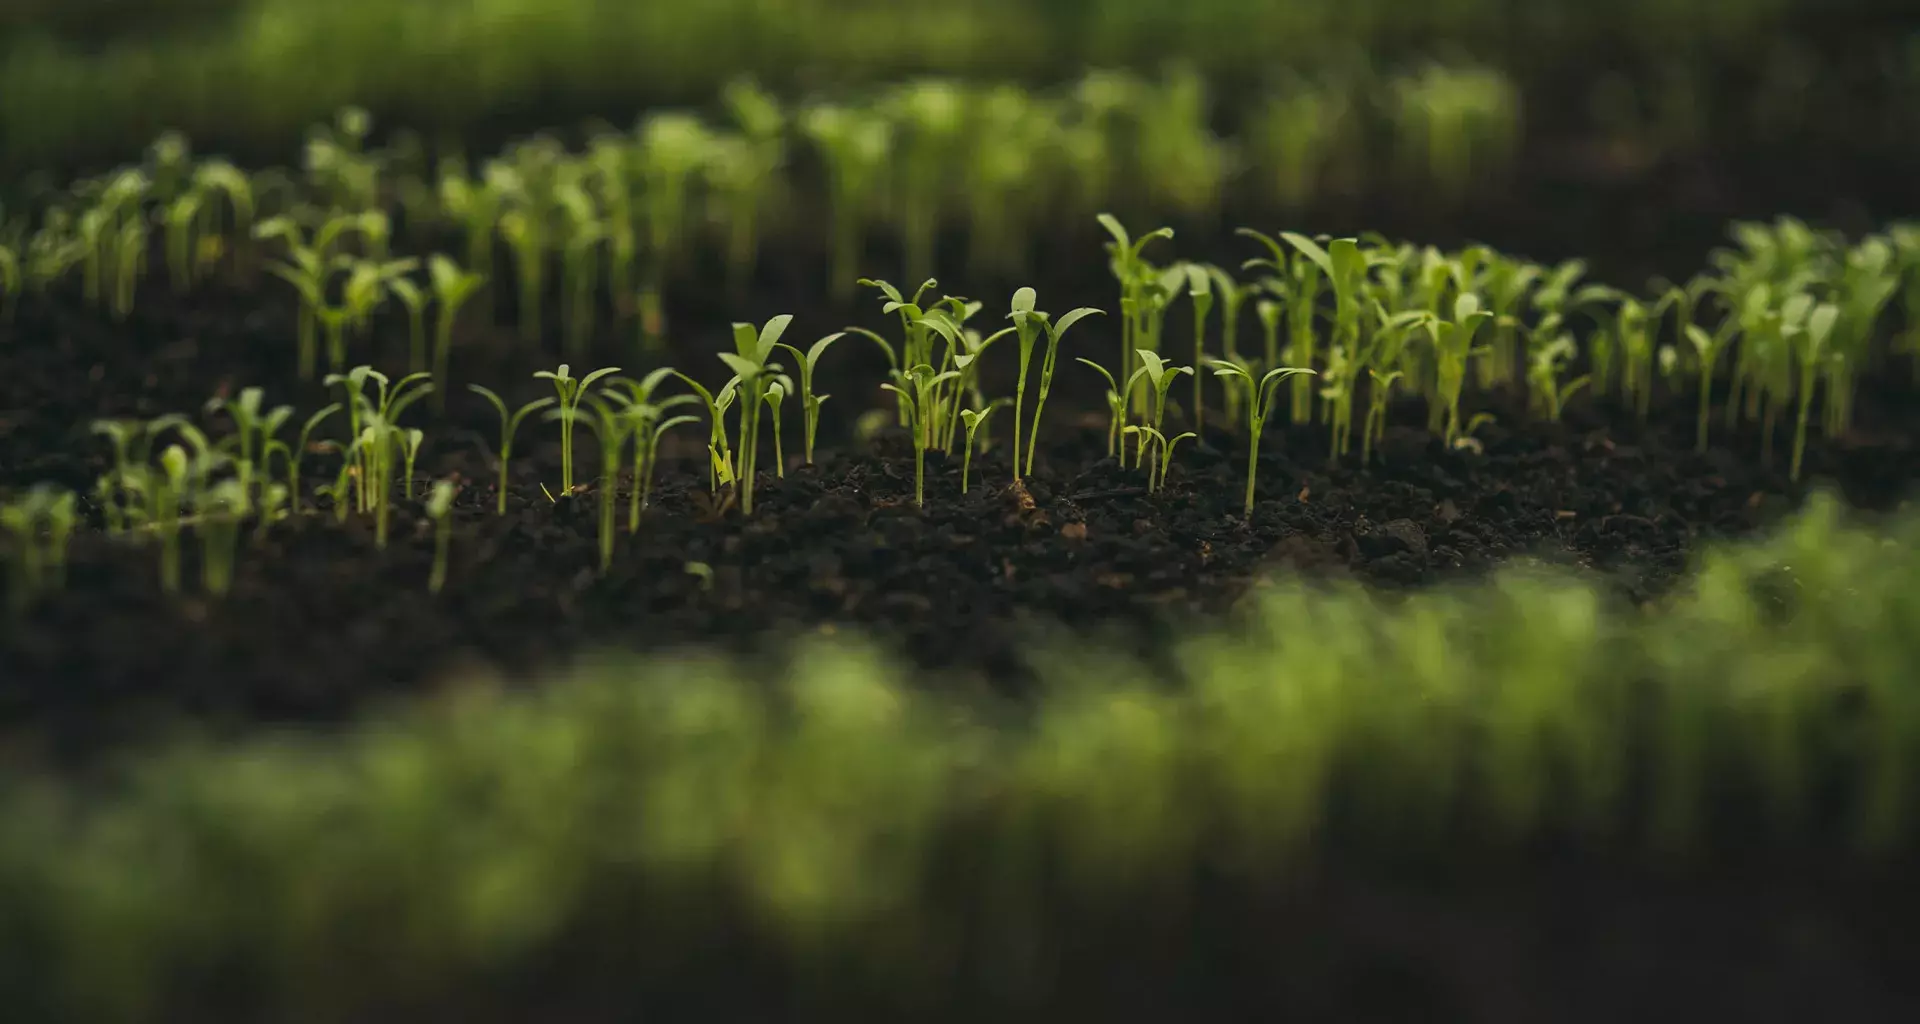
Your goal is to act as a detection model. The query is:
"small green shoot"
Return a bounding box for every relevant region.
[425,479,456,594]
[775,332,846,466]
[958,401,1007,494]
[1213,360,1317,517]
[881,363,961,507]
[535,364,622,494]
[1791,303,1840,482]
[428,255,486,412]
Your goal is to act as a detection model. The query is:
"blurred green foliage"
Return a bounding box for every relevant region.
[2,492,1918,1020]
[0,0,1854,174]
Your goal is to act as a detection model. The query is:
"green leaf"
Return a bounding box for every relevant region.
[1011,286,1036,314]
[806,332,845,366]
[1049,307,1104,342]
[1280,232,1335,279]
[758,313,795,356]
[1074,357,1118,390]
[717,352,761,380]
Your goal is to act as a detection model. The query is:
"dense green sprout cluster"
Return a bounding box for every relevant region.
[0,494,1915,1020]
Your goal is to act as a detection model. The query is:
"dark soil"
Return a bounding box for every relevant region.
[2,248,1918,770]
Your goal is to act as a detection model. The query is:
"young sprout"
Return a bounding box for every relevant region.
[325,367,434,541]
[425,479,456,594]
[1074,357,1127,458]
[882,363,961,507]
[1791,303,1840,482]
[557,181,604,361]
[1006,287,1045,480]
[715,314,793,514]
[1097,214,1175,413]
[163,192,201,294]
[775,332,846,466]
[0,242,19,323]
[154,443,193,592]
[1524,335,1589,426]
[620,406,700,531]
[534,363,622,494]
[1183,264,1215,435]
[1205,264,1251,421]
[428,255,487,411]
[1238,228,1326,423]
[468,385,556,515]
[559,397,635,571]
[271,403,339,516]
[1121,425,1197,494]
[1212,360,1317,517]
[257,217,328,379]
[801,103,892,300]
[1022,302,1104,480]
[762,376,792,478]
[111,216,147,322]
[386,275,430,374]
[1,485,76,609]
[1130,349,1193,473]
[195,479,247,597]
[671,371,737,495]
[1684,313,1740,452]
[1362,369,1406,465]
[1426,293,1495,445]
[958,401,1007,495]
[399,429,425,500]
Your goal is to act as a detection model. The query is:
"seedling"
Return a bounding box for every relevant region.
[0,243,19,323]
[957,400,1007,494]
[387,275,430,374]
[715,314,793,514]
[1426,293,1495,445]
[195,479,247,596]
[163,192,201,294]
[271,404,340,515]
[1,484,76,609]
[1791,303,1840,482]
[257,217,328,379]
[1006,287,1045,480]
[1683,314,1740,452]
[557,397,635,571]
[1361,369,1405,464]
[882,363,961,507]
[465,385,552,515]
[425,480,456,594]
[1097,214,1175,414]
[205,386,293,511]
[801,103,891,299]
[326,367,434,545]
[1024,304,1105,479]
[774,332,845,465]
[1524,335,1590,426]
[1121,425,1197,494]
[534,364,622,494]
[1131,349,1194,473]
[111,216,147,322]
[1206,265,1251,420]
[1238,228,1325,423]
[620,407,700,531]
[428,255,486,410]
[1074,357,1128,458]
[762,376,792,478]
[1182,264,1215,434]
[557,182,603,360]
[1213,360,1317,517]
[671,371,737,494]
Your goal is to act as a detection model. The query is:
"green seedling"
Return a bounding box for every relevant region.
[1131,349,1193,473]
[153,444,193,592]
[714,78,787,293]
[195,479,247,596]
[534,364,622,494]
[325,367,433,542]
[1791,303,1840,482]
[399,429,425,500]
[189,159,255,277]
[164,192,201,295]
[802,103,892,300]
[1097,214,1175,415]
[671,371,737,494]
[715,314,794,514]
[762,377,792,478]
[428,255,487,411]
[257,217,328,379]
[1183,264,1215,435]
[1684,314,1740,453]
[273,404,339,516]
[1362,369,1406,465]
[111,216,147,322]
[1237,228,1325,423]
[0,242,19,323]
[618,405,700,531]
[426,479,456,594]
[1213,360,1317,517]
[1121,425,1197,494]
[957,402,1007,495]
[1020,301,1103,481]
[467,385,554,515]
[557,397,635,571]
[557,181,603,360]
[882,363,961,507]
[774,332,844,465]
[1426,293,1495,445]
[387,276,430,374]
[1,485,76,609]
[1206,265,1251,420]
[1075,357,1128,458]
[439,158,501,296]
[1006,287,1046,480]
[89,418,149,533]
[1525,335,1590,426]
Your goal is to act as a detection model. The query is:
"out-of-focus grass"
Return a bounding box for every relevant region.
[0,492,1917,1020]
